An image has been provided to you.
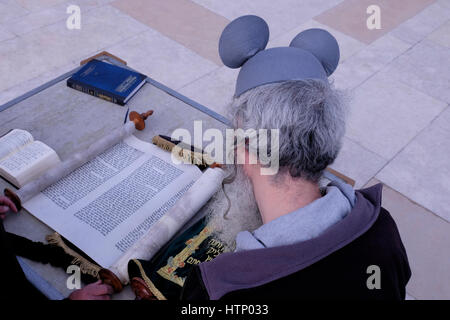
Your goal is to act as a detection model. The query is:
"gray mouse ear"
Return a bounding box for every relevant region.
[219,15,269,69]
[290,28,340,76]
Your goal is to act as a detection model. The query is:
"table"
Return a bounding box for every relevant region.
[0,53,345,299]
[0,53,231,299]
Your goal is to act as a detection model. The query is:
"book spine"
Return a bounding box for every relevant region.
[66,79,125,106]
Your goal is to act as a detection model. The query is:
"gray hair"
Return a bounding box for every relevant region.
[228,80,347,182]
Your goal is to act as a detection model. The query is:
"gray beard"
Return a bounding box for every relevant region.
[205,166,262,251]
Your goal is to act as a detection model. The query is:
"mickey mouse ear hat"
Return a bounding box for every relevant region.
[219,15,340,97]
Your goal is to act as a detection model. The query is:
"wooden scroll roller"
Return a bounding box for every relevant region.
[151,135,223,169]
[3,110,153,293]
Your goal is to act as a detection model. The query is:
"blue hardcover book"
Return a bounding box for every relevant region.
[67,59,147,106]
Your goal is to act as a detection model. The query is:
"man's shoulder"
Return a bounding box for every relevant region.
[357,206,407,255]
[181,205,410,300]
[221,208,409,300]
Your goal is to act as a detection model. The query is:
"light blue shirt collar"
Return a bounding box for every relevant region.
[235,180,356,251]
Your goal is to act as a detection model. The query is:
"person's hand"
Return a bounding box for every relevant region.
[0,196,18,220]
[68,280,114,300]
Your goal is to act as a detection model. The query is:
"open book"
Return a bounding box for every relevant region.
[22,135,224,281]
[0,129,61,188]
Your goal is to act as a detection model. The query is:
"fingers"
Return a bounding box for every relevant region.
[0,197,18,213]
[0,206,10,214]
[104,284,114,295]
[87,281,114,296]
[94,284,114,296]
[68,284,113,300]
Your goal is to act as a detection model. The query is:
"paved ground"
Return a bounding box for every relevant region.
[0,0,449,299]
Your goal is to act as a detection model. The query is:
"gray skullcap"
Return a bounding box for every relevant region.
[218,15,340,97]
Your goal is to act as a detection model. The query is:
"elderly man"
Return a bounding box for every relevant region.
[1,15,410,301]
[178,15,411,300]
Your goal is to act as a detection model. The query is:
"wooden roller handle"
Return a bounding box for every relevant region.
[129,110,153,131]
[99,269,123,293]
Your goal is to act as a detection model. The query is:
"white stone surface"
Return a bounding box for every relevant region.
[107,29,218,91]
[377,107,450,222]
[178,66,238,116]
[6,5,66,36]
[385,39,450,104]
[391,1,450,45]
[14,0,65,12]
[191,0,343,40]
[330,137,387,189]
[427,20,450,48]
[345,71,447,160]
[0,25,15,41]
[331,34,411,90]
[0,61,78,105]
[0,0,29,24]
[0,5,149,93]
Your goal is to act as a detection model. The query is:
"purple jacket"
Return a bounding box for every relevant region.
[181,184,411,300]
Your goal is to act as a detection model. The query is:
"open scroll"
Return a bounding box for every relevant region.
[23,134,226,283]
